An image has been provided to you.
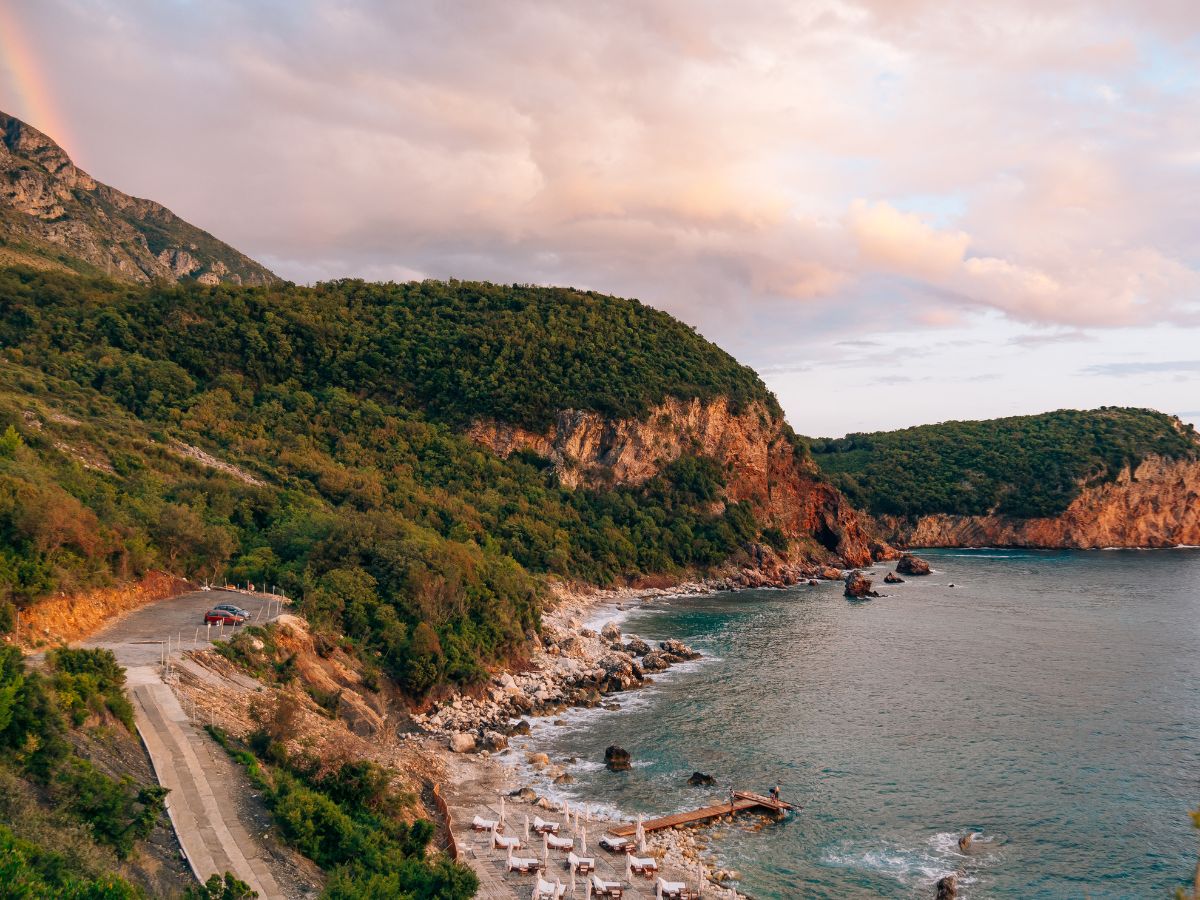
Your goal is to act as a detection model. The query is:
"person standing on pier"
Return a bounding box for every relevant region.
[770,784,781,804]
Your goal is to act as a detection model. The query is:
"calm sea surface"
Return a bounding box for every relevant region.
[515,549,1200,898]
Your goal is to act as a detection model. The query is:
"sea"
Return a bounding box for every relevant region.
[506,549,1200,898]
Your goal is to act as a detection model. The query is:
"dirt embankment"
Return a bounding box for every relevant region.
[15,571,191,648]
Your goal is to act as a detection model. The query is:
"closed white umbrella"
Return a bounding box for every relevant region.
[626,853,633,879]
[555,878,564,898]
[570,864,576,894]
[585,877,593,900]
[501,795,507,826]
[542,839,549,870]
[525,814,531,840]
[507,845,514,869]
[580,824,587,853]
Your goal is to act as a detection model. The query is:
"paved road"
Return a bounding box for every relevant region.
[88,590,284,666]
[85,590,287,897]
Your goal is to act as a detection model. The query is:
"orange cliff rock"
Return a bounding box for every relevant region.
[467,396,877,567]
[884,454,1200,549]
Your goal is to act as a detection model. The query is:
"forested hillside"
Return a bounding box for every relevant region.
[809,408,1199,519]
[0,267,791,697]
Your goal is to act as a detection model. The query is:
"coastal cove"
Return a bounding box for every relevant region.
[503,549,1200,898]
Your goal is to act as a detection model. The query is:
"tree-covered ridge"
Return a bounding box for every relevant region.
[0,270,775,431]
[809,408,1199,519]
[0,267,770,696]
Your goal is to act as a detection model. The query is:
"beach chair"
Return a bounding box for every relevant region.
[472,815,500,831]
[629,855,658,877]
[591,874,625,898]
[531,877,566,899]
[599,835,634,853]
[507,851,543,874]
[494,832,522,850]
[545,833,574,852]
[655,879,698,900]
[533,815,561,834]
[567,851,595,874]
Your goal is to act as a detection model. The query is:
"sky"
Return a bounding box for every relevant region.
[2,0,1199,436]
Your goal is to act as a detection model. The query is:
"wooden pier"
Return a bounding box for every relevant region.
[606,791,794,837]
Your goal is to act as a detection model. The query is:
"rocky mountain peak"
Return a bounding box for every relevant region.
[0,109,276,285]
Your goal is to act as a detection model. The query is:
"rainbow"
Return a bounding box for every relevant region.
[0,3,73,150]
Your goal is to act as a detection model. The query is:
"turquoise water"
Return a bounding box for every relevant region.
[525,550,1200,898]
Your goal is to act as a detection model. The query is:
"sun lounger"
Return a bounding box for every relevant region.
[494,833,522,850]
[508,854,543,874]
[655,878,698,900]
[545,833,573,851]
[599,835,634,853]
[629,855,658,876]
[591,874,625,898]
[567,851,595,874]
[532,877,567,899]
[472,815,500,831]
[533,815,560,834]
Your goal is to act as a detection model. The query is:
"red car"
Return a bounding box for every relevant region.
[204,608,246,626]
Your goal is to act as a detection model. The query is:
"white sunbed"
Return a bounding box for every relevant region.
[494,833,522,850]
[655,878,697,900]
[545,833,574,851]
[599,835,634,853]
[532,877,567,899]
[508,853,543,874]
[533,815,561,834]
[567,851,595,873]
[472,815,499,831]
[629,855,658,875]
[592,874,625,898]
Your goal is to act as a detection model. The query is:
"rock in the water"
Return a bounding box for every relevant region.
[605,745,632,771]
[507,718,532,736]
[896,553,932,576]
[510,786,537,802]
[554,773,575,784]
[640,651,671,672]
[843,570,879,598]
[526,752,550,768]
[448,732,476,753]
[483,730,508,751]
[601,621,622,641]
[936,874,958,899]
[658,639,701,660]
[623,638,651,656]
[957,833,973,852]
[687,771,716,786]
[884,572,905,584]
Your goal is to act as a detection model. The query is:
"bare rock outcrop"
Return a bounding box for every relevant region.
[895,553,931,576]
[882,455,1200,550]
[843,571,878,599]
[469,397,878,567]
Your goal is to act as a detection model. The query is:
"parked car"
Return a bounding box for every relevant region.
[204,609,246,626]
[212,603,250,619]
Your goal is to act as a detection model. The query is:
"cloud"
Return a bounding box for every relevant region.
[1082,360,1200,376]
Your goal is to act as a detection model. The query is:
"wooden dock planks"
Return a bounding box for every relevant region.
[606,790,793,837]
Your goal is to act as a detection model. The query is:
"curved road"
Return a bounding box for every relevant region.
[86,590,286,898]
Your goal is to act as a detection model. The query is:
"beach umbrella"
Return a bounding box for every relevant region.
[501,795,507,826]
[543,840,550,870]
[626,853,633,879]
[491,820,498,848]
[580,824,587,853]
[556,879,564,898]
[585,804,591,823]
[507,845,514,870]
[525,814,531,840]
[585,877,593,900]
[564,800,571,824]
[570,864,576,894]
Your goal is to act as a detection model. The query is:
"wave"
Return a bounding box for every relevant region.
[821,831,995,891]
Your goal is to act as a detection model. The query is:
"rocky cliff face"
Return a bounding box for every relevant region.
[468,396,876,567]
[884,454,1200,548]
[0,110,276,285]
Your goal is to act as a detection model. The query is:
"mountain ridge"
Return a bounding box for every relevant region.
[0,110,276,285]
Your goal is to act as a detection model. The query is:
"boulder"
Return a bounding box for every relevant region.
[640,651,671,672]
[605,745,632,772]
[819,566,842,580]
[883,572,904,584]
[687,771,716,786]
[507,718,532,736]
[598,652,642,691]
[936,874,958,900]
[843,571,878,599]
[510,786,537,802]
[448,732,476,754]
[553,773,575,784]
[658,639,701,660]
[601,621,622,641]
[957,833,973,852]
[483,730,508,751]
[526,752,550,768]
[624,638,651,656]
[896,553,932,576]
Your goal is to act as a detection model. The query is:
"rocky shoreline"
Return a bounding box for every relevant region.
[419,573,849,897]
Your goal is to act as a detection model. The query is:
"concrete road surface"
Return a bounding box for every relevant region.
[87,590,285,667]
